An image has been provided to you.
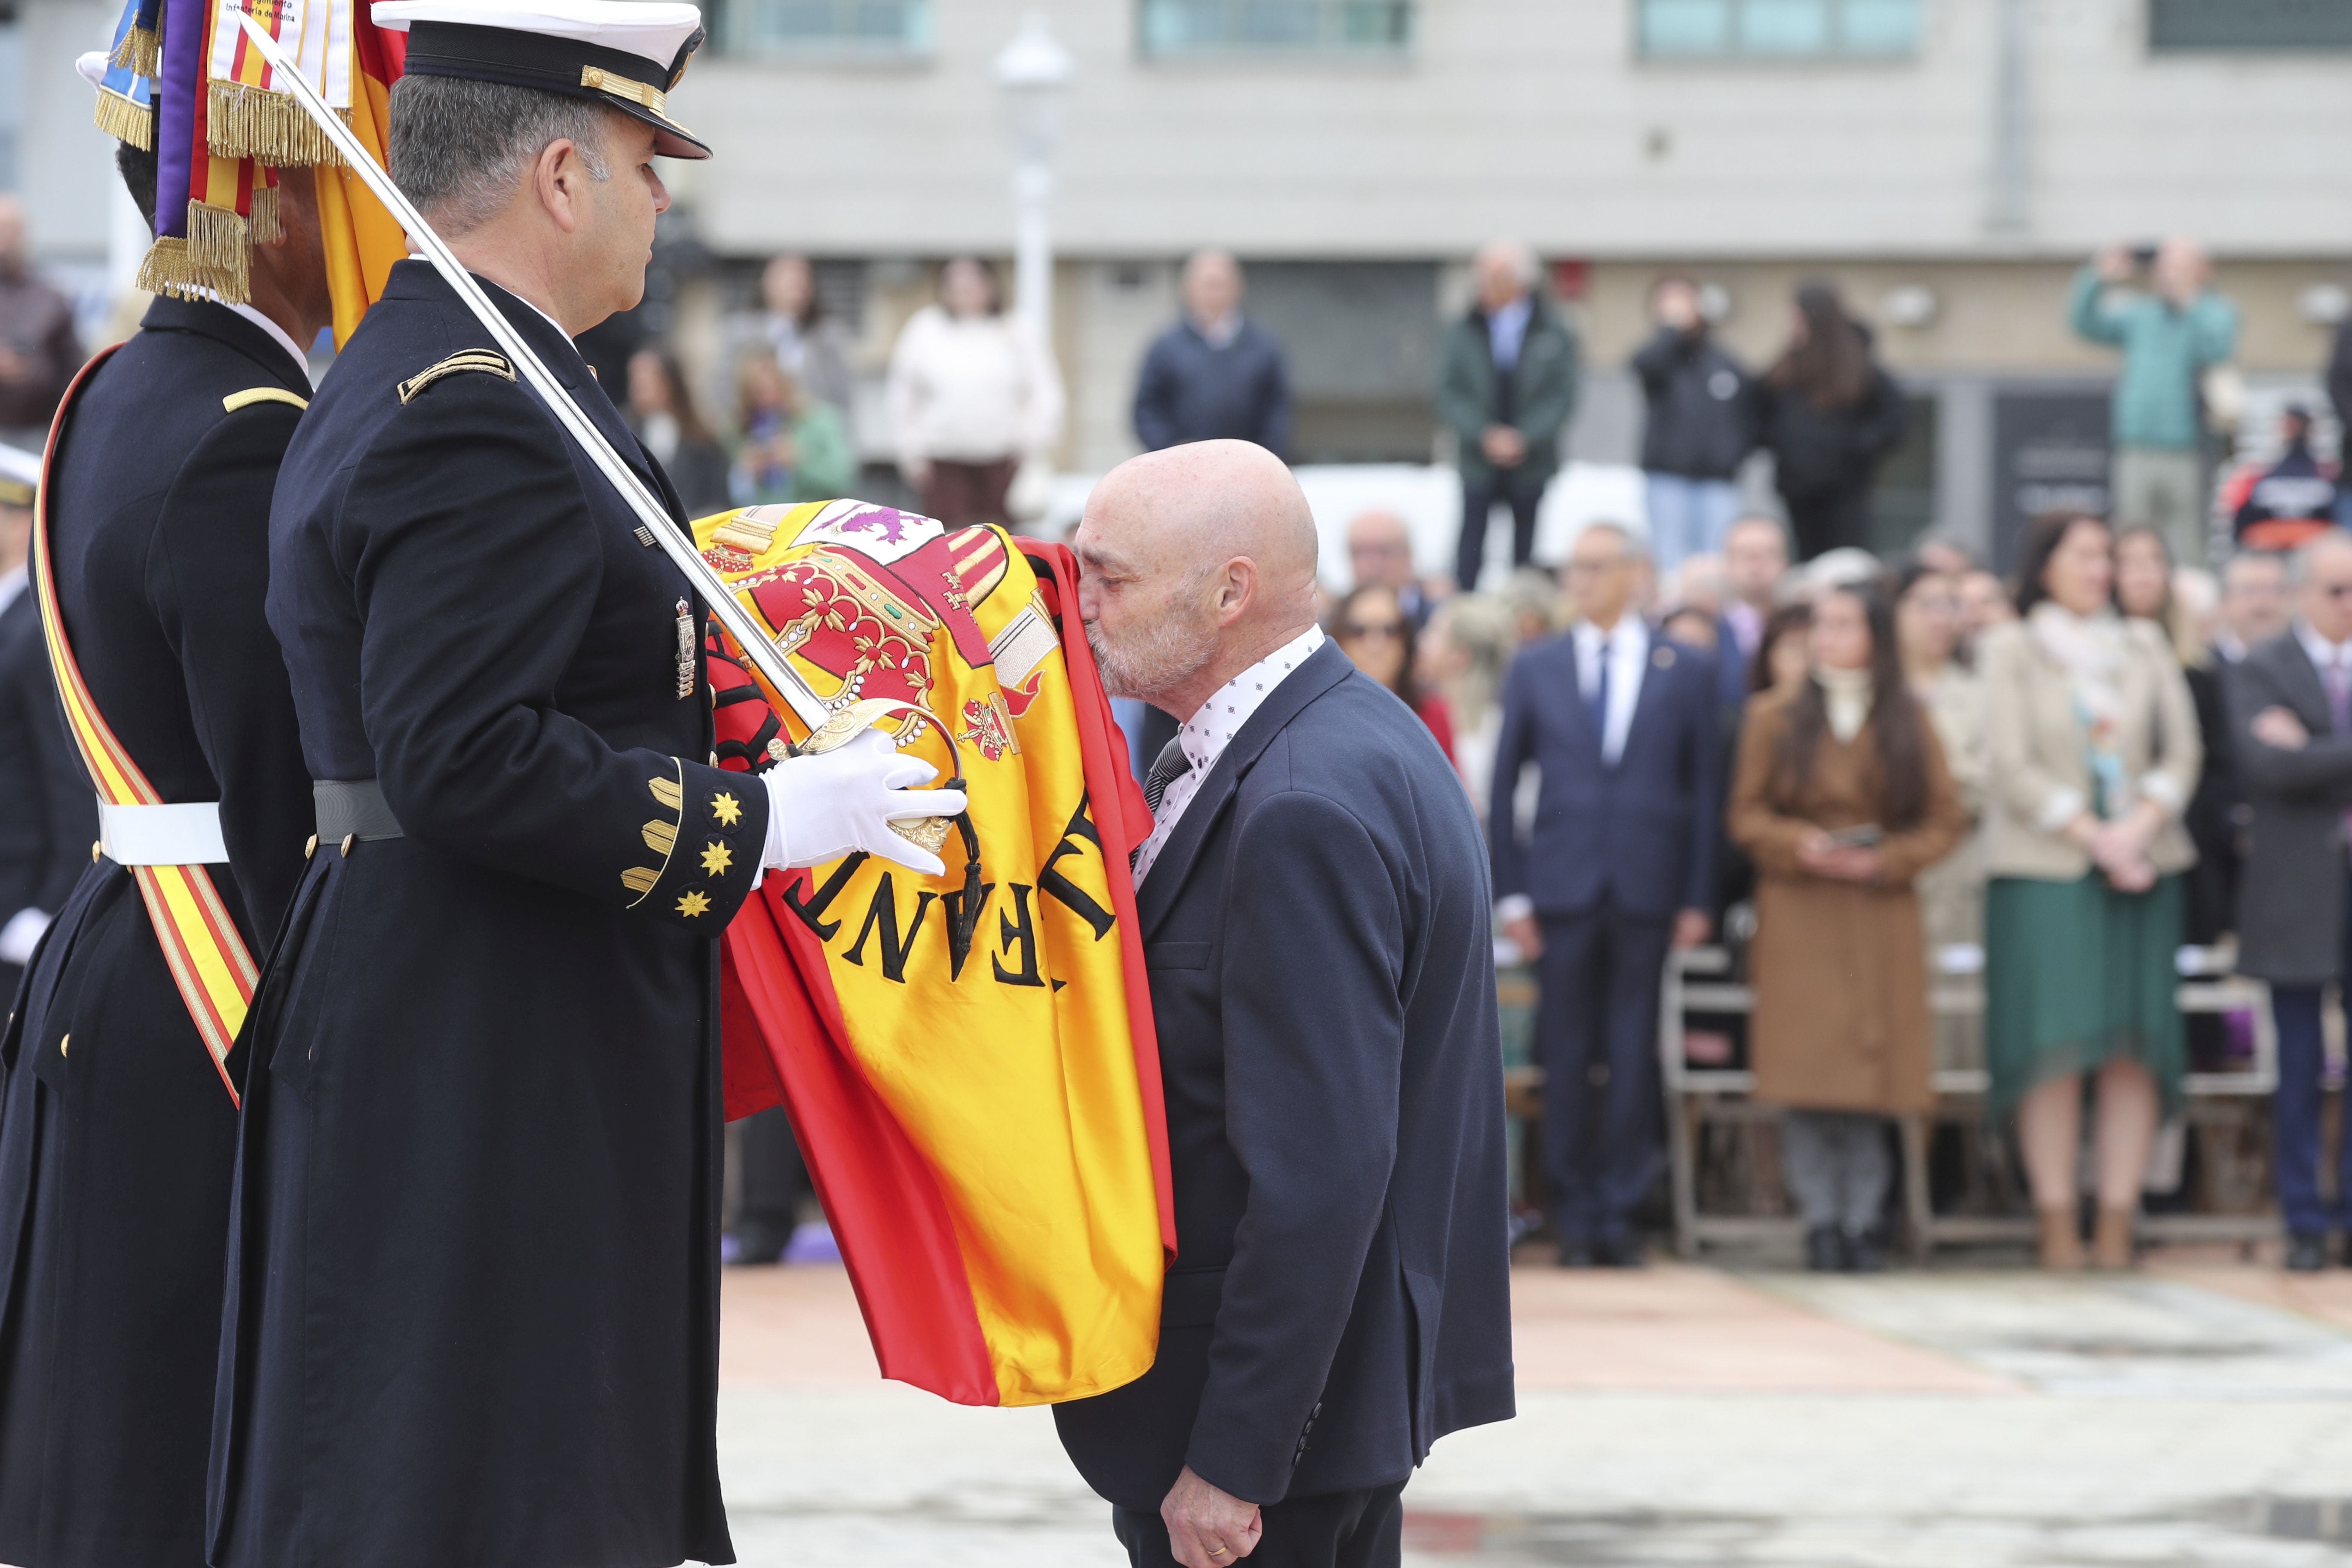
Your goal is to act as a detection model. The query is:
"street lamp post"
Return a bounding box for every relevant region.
[992,12,1073,348]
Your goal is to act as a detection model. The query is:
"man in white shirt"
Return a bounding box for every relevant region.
[1057,439,1512,1568]
[1490,522,1723,1266]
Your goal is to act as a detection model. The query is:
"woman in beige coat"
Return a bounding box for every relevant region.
[1731,582,1967,1272]
[1979,511,2200,1271]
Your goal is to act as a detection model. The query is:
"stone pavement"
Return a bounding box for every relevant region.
[714,1254,2352,1566]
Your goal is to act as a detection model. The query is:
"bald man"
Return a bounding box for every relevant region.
[1055,441,1513,1568]
[1344,508,1431,629]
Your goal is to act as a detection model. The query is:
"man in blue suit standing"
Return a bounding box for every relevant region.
[1491,522,1721,1266]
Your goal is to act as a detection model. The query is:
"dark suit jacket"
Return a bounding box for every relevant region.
[1054,639,1514,1511]
[1488,628,1722,920]
[2226,630,2352,983]
[0,588,93,931]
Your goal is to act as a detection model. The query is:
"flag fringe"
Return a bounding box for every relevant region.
[92,87,154,150]
[111,23,160,75]
[135,235,251,306]
[249,183,282,245]
[205,80,348,168]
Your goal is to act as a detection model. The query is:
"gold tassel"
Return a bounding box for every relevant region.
[248,184,281,245]
[206,79,347,168]
[92,87,153,150]
[134,237,217,303]
[183,203,253,304]
[111,24,160,76]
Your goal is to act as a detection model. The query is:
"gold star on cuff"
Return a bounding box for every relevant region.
[700,841,734,876]
[711,791,743,827]
[675,891,712,918]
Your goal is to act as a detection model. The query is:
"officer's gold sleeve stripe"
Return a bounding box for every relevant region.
[223,386,309,413]
[620,867,659,896]
[396,351,516,405]
[649,775,683,811]
[623,762,688,909]
[643,820,677,855]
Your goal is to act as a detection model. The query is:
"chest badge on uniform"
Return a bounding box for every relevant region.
[675,598,696,698]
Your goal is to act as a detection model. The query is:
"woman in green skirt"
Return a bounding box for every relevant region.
[1979,511,2201,1270]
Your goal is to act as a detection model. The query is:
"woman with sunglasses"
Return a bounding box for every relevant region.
[1331,583,1455,761]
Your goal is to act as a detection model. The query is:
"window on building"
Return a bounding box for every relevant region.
[2150,0,2352,51]
[1638,0,1918,58]
[717,0,931,57]
[1138,0,1413,56]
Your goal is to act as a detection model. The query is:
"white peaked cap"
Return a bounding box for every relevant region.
[371,1,704,72]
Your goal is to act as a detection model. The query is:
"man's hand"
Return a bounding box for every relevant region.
[901,457,932,491]
[2253,706,2311,751]
[0,344,24,383]
[1672,908,1712,949]
[1161,1466,1262,1568]
[1504,911,1544,962]
[2094,244,2135,285]
[1479,425,1527,468]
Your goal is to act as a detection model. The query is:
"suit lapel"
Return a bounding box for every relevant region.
[2275,634,2338,732]
[1137,639,1355,939]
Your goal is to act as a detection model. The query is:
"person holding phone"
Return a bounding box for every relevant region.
[1728,581,1966,1271]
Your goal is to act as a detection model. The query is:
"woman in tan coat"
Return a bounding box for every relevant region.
[1730,582,1967,1271]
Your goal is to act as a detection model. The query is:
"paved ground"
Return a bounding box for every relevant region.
[714,1250,2352,1566]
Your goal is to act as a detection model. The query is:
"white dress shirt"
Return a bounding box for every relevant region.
[227,302,315,385]
[1572,616,1648,767]
[1131,625,1325,886]
[1487,295,1533,372]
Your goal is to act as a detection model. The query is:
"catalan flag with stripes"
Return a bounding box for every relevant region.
[700,501,1175,1408]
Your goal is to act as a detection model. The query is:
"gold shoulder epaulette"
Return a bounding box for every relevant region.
[222,386,308,413]
[397,350,516,405]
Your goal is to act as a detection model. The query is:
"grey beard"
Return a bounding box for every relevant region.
[1087,612,1217,706]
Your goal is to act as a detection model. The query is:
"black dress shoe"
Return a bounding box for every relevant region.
[1805,1225,1844,1273]
[1844,1230,1887,1274]
[1593,1233,1646,1268]
[2286,1232,2330,1273]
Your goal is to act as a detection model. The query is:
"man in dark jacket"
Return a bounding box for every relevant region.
[0,454,93,999]
[1437,240,1579,591]
[1633,275,1753,574]
[1132,250,1291,459]
[2226,528,2352,1273]
[2233,405,2337,552]
[1491,522,1720,1265]
[1057,439,1512,1568]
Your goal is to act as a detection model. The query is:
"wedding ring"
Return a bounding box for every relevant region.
[1207,1549,1229,1559]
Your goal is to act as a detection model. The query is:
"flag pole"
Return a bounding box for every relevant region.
[230,9,835,733]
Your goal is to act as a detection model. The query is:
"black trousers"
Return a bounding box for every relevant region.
[1112,1482,1405,1568]
[1780,482,1875,561]
[1537,900,1673,1243]
[734,1105,814,1259]
[1456,475,1544,590]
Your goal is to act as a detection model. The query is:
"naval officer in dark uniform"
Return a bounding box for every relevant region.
[0,453,94,1002]
[0,95,328,1568]
[208,8,962,1566]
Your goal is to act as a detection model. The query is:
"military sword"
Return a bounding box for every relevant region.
[230,9,836,735]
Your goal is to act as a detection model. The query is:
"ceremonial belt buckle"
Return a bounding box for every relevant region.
[95,799,230,866]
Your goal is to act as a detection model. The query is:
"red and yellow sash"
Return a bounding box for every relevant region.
[31,345,254,1106]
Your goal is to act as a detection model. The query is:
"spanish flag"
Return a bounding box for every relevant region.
[703,502,1175,1408]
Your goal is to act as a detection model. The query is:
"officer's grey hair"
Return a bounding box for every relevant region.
[389,75,615,236]
[1476,239,1540,290]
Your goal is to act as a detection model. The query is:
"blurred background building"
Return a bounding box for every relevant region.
[7,0,2352,566]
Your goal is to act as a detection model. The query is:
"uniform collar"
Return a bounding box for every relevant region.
[137,295,313,391]
[226,303,314,385]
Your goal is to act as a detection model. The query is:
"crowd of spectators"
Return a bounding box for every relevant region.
[1323,490,2352,1276]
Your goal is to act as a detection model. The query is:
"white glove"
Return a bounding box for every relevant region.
[0,907,52,967]
[760,728,968,878]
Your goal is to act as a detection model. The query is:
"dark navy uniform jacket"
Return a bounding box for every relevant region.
[0,296,313,1568]
[0,583,95,996]
[210,260,765,1568]
[1054,640,1515,1510]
